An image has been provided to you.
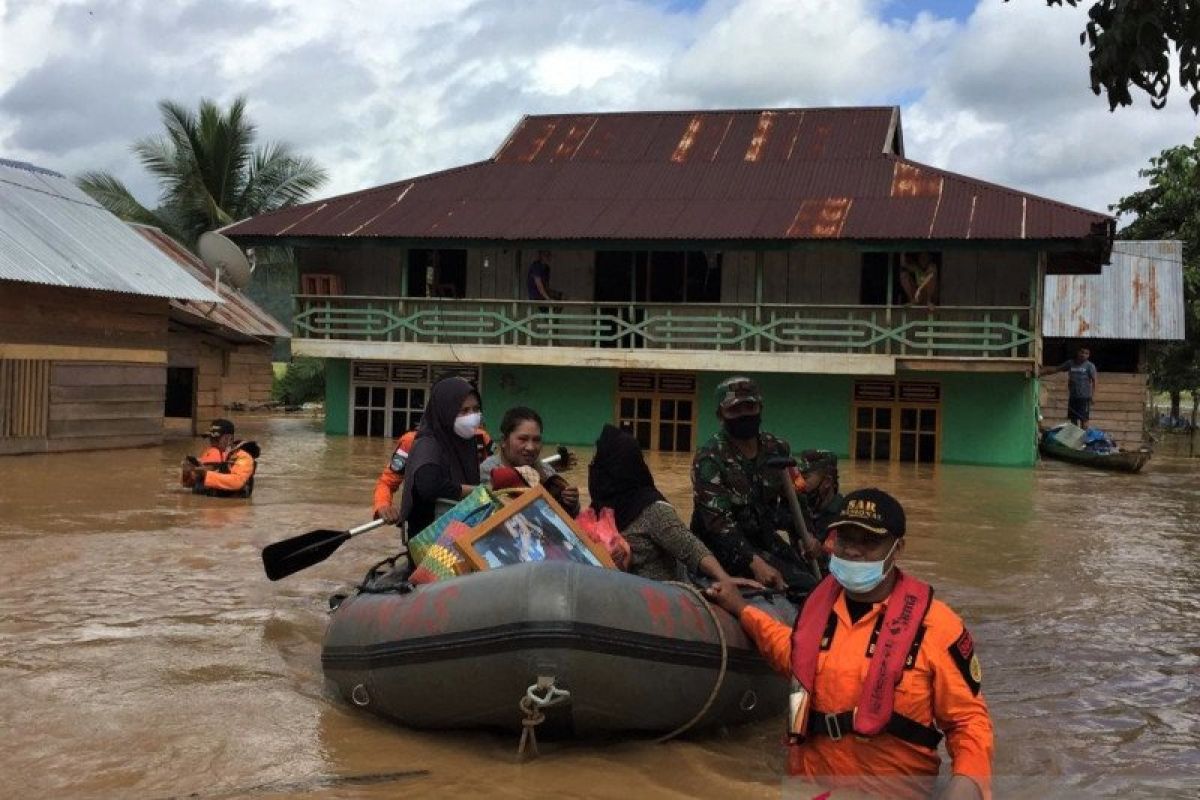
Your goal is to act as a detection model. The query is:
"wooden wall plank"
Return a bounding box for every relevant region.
[50,384,165,403]
[50,400,164,421]
[52,363,166,387]
[49,416,163,438]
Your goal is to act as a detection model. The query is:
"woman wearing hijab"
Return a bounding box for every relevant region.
[399,377,484,536]
[588,424,754,587]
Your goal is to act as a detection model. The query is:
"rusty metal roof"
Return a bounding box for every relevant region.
[132,225,290,342]
[0,158,219,301]
[1043,240,1185,340]
[223,108,1112,252]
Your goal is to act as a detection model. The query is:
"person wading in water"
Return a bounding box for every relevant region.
[704,488,993,800]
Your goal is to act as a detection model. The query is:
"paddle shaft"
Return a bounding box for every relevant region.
[775,467,823,581]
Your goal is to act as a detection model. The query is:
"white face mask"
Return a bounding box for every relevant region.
[828,539,899,594]
[454,412,482,439]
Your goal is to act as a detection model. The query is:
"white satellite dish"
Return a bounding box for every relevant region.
[198,231,253,292]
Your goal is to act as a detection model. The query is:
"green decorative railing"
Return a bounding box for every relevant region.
[294,296,1034,358]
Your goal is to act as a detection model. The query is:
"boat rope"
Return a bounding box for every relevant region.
[517,676,571,759]
[653,581,729,744]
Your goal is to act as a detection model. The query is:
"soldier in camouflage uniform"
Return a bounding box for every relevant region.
[798,449,845,542]
[690,377,819,592]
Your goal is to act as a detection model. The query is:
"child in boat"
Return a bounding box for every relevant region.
[588,424,758,589]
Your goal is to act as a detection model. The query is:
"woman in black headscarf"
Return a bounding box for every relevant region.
[588,424,752,587]
[399,377,484,536]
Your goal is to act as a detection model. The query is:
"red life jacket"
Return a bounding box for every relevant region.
[791,570,937,743]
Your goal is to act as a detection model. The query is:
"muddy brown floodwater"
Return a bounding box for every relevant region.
[1,417,1197,799]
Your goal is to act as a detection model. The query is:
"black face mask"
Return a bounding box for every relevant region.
[723,414,761,440]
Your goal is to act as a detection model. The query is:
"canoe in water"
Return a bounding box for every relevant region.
[1039,438,1151,473]
[322,560,797,737]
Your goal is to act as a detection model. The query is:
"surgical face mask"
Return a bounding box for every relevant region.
[723,413,761,440]
[828,539,899,594]
[454,412,482,440]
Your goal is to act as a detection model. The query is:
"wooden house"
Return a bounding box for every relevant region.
[1041,240,1186,446]
[133,226,289,435]
[0,159,218,455]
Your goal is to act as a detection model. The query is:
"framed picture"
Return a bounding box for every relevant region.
[454,485,615,572]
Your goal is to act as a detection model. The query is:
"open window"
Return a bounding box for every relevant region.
[406,249,467,298]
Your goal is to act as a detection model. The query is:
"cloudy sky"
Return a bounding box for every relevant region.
[1,0,1196,221]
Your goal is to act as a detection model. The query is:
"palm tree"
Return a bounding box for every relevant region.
[78,96,327,249]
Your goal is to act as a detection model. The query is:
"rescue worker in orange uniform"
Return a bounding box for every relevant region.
[179,418,259,498]
[373,427,493,524]
[705,488,992,800]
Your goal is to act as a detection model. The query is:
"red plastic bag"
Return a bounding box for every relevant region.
[575,506,631,571]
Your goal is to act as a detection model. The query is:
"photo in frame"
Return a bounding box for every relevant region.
[454,485,616,572]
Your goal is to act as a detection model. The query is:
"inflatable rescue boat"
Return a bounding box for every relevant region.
[322,560,796,737]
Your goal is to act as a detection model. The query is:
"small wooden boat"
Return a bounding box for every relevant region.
[1039,437,1151,473]
[322,560,796,737]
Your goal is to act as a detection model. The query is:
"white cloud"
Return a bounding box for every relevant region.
[0,0,1194,218]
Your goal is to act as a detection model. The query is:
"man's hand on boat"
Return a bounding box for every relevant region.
[749,555,787,590]
[557,484,580,510]
[704,580,750,617]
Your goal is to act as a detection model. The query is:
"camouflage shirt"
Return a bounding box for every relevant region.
[689,429,799,576]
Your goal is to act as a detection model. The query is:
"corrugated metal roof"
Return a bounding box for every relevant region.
[1043,240,1186,340]
[223,107,1112,257]
[132,225,290,342]
[0,159,219,301]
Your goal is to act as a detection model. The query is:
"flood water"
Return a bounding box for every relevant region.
[1,416,1197,799]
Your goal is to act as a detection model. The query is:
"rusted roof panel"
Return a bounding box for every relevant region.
[224,108,1111,253]
[134,226,289,341]
[1043,240,1185,340]
[0,158,218,301]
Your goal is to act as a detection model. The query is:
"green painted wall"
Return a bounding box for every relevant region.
[695,372,853,456]
[324,359,350,435]
[939,372,1035,466]
[481,365,616,446]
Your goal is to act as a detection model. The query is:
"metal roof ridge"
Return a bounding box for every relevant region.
[519,105,900,119]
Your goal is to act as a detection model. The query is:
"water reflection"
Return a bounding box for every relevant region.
[0,417,1196,798]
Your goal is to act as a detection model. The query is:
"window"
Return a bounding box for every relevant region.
[852,380,940,463]
[350,361,480,438]
[353,384,388,437]
[406,249,467,298]
[615,371,696,452]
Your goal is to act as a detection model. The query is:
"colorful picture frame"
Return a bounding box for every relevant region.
[454,485,615,572]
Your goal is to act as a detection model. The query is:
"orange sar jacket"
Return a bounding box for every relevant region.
[740,592,993,799]
[182,445,256,495]
[372,428,494,517]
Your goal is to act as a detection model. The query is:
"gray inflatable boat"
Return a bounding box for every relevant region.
[322,561,797,737]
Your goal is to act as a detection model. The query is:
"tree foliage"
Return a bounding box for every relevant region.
[77,96,327,249]
[1019,1,1200,112]
[273,357,326,407]
[1111,136,1200,407]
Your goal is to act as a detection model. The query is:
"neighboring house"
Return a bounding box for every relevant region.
[0,158,219,455]
[1041,240,1186,446]
[223,107,1114,467]
[133,225,290,435]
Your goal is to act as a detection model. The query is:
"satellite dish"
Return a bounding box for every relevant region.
[198,231,253,292]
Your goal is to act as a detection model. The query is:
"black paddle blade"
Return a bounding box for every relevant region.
[261,529,350,581]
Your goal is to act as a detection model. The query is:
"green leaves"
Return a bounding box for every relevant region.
[1026,1,1200,112]
[76,95,327,250]
[1113,135,1200,393]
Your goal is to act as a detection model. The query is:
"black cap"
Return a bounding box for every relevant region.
[208,418,235,437]
[827,488,905,538]
[799,449,837,474]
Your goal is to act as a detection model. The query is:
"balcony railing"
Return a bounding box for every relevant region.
[294,296,1034,358]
